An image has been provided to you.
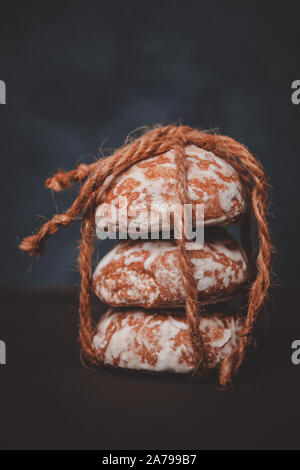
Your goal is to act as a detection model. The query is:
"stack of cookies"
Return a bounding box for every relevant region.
[92,145,249,375]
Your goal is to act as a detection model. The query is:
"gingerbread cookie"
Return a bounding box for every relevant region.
[93,308,243,373]
[93,228,248,308]
[95,144,246,235]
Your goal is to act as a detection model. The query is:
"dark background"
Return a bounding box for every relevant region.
[0,0,299,286]
[1,0,300,452]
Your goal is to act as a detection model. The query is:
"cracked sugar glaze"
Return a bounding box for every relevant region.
[95,145,247,234]
[93,228,248,308]
[93,308,243,373]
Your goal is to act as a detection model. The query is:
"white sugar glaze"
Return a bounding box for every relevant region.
[93,308,243,373]
[95,145,247,234]
[93,230,248,308]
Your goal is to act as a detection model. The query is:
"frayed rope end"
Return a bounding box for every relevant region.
[45,174,70,192]
[19,235,45,257]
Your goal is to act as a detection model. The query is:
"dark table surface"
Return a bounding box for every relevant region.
[0,286,299,450]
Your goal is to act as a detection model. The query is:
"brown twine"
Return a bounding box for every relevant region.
[173,136,209,375]
[19,125,273,386]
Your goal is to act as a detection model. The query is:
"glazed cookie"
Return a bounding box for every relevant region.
[93,308,243,373]
[95,144,247,235]
[93,228,248,308]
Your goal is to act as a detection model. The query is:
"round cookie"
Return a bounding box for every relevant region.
[93,308,243,373]
[93,228,248,308]
[95,144,247,235]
